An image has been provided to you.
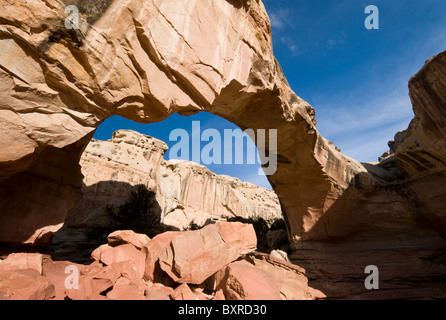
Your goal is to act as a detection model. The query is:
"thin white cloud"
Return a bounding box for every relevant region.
[268,8,292,31]
[327,38,345,47]
[314,17,446,163]
[279,36,299,56]
[314,75,415,163]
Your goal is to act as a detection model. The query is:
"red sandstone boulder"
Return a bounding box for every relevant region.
[107,230,150,250]
[159,222,256,284]
[65,264,118,300]
[6,269,55,300]
[0,253,55,300]
[245,252,309,300]
[0,253,43,278]
[91,244,109,262]
[111,261,144,287]
[170,283,196,301]
[106,277,146,300]
[145,288,171,300]
[96,244,146,278]
[215,260,282,300]
[65,260,147,300]
[142,231,184,282]
[148,283,174,296]
[213,289,226,300]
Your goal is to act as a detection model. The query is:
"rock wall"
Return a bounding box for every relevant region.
[158,159,282,229]
[395,51,446,234]
[65,130,168,228]
[65,129,283,230]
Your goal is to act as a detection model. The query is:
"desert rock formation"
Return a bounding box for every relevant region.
[64,129,283,231]
[0,0,445,300]
[0,0,366,247]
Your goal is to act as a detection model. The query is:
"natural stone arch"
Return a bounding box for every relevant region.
[0,0,390,246]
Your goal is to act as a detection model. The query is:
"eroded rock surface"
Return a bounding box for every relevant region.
[0,0,366,247]
[64,129,284,232]
[64,130,168,229]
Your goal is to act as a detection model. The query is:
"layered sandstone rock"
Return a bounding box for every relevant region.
[0,0,366,248]
[64,129,284,232]
[394,51,446,233]
[158,159,282,229]
[288,51,446,300]
[64,130,168,229]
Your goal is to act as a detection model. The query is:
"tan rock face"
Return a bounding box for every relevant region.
[64,129,284,231]
[65,131,168,229]
[288,51,446,300]
[159,159,283,229]
[395,51,446,232]
[0,0,366,248]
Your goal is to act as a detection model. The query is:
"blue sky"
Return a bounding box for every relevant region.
[94,0,446,189]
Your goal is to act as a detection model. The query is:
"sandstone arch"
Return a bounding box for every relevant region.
[0,0,445,271]
[0,0,368,246]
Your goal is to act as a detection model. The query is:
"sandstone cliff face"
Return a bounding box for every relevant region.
[158,159,282,229]
[394,51,446,234]
[0,0,367,246]
[65,130,168,228]
[65,129,282,230]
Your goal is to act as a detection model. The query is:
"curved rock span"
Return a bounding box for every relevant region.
[0,0,365,246]
[0,0,445,299]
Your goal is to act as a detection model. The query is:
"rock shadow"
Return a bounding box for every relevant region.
[43,181,176,264]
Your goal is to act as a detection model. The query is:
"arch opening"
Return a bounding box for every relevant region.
[42,112,287,262]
